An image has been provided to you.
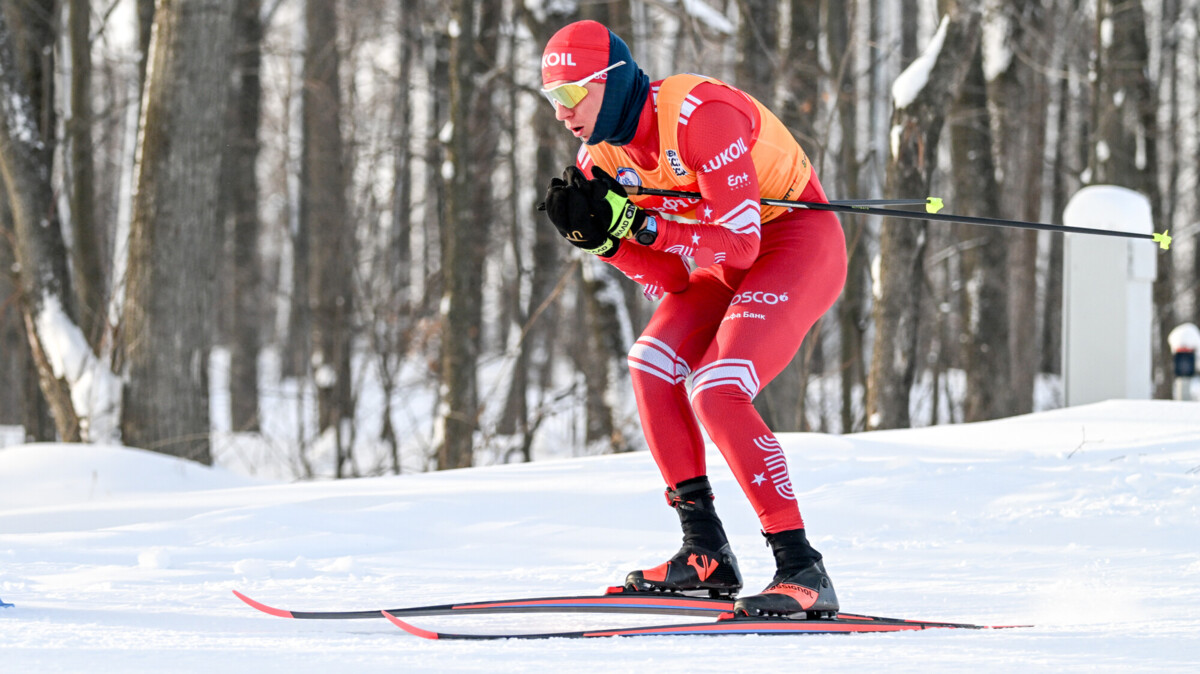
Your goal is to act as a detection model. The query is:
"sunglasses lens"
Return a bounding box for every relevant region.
[542,83,589,108]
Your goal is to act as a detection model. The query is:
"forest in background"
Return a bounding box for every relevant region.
[0,0,1196,476]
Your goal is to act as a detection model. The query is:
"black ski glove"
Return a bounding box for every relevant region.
[538,166,620,257]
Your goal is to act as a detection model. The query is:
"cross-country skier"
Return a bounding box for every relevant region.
[539,20,847,618]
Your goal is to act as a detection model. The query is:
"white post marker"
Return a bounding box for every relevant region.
[1062,186,1156,406]
[1167,323,1200,401]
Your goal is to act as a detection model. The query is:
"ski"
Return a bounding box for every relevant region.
[232,587,733,620]
[234,587,1019,635]
[381,610,1021,640]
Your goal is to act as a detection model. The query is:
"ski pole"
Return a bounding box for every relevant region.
[632,186,1172,250]
[633,186,943,212]
[826,197,944,211]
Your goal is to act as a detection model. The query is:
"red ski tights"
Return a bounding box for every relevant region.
[627,192,846,533]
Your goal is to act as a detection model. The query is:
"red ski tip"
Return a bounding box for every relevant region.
[232,590,295,618]
[382,611,440,639]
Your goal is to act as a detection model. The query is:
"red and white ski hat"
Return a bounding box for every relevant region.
[540,20,612,85]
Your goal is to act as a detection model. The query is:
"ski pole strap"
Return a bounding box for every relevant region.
[631,186,1171,250]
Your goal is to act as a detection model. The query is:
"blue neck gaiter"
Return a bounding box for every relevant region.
[586,31,649,147]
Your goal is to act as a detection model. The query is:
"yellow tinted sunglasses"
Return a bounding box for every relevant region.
[540,61,626,109]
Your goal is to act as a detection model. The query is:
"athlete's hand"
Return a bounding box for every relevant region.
[538,167,619,257]
[585,167,647,239]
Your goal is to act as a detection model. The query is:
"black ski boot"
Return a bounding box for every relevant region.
[733,528,839,619]
[624,476,743,598]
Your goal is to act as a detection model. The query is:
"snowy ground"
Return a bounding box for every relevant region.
[2,400,1198,672]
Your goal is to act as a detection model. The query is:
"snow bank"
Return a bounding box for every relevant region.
[0,443,258,509]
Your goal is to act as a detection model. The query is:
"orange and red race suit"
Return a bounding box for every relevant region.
[579,74,846,533]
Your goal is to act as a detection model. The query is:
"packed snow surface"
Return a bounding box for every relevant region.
[2,401,1199,672]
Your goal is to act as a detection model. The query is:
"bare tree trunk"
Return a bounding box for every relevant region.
[421,9,449,318]
[123,0,235,464]
[282,0,314,382]
[392,0,417,322]
[900,0,920,64]
[867,0,886,191]
[1195,2,1200,329]
[506,0,579,455]
[4,187,52,441]
[784,0,821,141]
[826,0,868,433]
[868,4,981,430]
[303,0,354,474]
[2,1,55,135]
[736,0,780,105]
[987,0,1047,416]
[570,0,635,450]
[68,0,105,349]
[376,0,421,473]
[1155,0,1181,398]
[494,12,522,437]
[950,41,1008,422]
[227,0,265,432]
[437,0,499,469]
[136,0,155,89]
[577,260,632,452]
[1,204,28,427]
[0,273,15,425]
[0,30,25,429]
[579,0,631,45]
[20,324,57,440]
[0,3,85,441]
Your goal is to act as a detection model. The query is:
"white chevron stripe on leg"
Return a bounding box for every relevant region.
[688,358,761,401]
[628,337,690,386]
